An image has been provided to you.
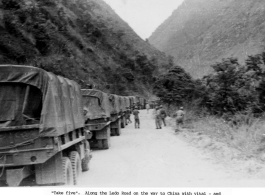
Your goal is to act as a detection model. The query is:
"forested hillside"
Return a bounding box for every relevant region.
[149,0,265,78]
[0,0,173,96]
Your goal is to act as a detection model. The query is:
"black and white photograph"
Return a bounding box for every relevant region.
[0,0,265,193]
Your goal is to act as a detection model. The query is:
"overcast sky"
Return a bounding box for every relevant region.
[102,0,184,39]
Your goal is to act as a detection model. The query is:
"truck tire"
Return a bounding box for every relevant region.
[115,120,121,136]
[70,151,81,185]
[62,157,74,186]
[82,141,90,172]
[98,140,103,149]
[115,128,120,136]
[103,137,110,149]
[121,117,125,128]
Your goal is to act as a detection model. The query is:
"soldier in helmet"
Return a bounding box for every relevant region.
[132,106,140,129]
[159,105,167,126]
[154,106,162,129]
[174,106,185,132]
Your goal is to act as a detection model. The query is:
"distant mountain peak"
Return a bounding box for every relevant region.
[149,0,265,78]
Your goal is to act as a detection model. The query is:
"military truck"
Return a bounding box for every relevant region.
[129,96,137,109]
[81,89,111,149]
[124,96,131,109]
[119,96,127,128]
[124,96,131,125]
[0,65,92,186]
[108,94,121,136]
[138,97,145,110]
[143,98,147,109]
[147,97,159,109]
[136,96,140,109]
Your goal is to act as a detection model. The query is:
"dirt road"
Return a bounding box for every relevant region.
[78,110,265,187]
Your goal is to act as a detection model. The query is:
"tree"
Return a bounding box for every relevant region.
[153,66,194,107]
[245,52,265,113]
[203,58,256,115]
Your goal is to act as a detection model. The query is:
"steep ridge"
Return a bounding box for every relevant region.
[149,0,265,78]
[0,0,172,95]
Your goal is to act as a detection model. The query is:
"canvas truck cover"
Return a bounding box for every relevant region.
[139,97,144,105]
[124,97,130,108]
[81,89,111,119]
[129,96,137,105]
[108,94,120,114]
[136,96,140,104]
[128,96,133,107]
[0,65,84,137]
[118,96,126,112]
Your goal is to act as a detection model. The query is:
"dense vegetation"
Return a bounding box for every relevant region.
[154,51,265,120]
[4,0,265,121]
[0,0,173,96]
[153,51,265,157]
[151,0,265,155]
[153,66,195,107]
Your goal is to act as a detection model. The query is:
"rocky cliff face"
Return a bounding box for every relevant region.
[0,0,172,95]
[149,0,265,78]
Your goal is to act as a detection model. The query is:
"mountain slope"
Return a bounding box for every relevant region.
[149,0,265,78]
[0,0,172,96]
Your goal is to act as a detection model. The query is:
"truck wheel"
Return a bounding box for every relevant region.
[116,120,121,136]
[62,157,74,186]
[98,140,103,149]
[82,141,91,172]
[121,117,125,128]
[103,138,110,149]
[70,151,81,185]
[115,128,120,136]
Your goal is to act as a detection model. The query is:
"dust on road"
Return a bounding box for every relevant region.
[78,110,265,187]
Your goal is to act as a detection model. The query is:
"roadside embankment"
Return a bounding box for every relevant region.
[166,116,265,180]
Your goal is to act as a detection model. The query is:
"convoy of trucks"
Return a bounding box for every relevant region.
[0,65,147,186]
[82,89,111,150]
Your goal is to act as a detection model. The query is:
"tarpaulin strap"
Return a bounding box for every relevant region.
[0,138,37,150]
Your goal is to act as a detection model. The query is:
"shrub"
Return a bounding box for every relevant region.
[2,0,21,10]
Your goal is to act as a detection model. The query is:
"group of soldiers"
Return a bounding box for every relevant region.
[126,104,185,131]
[125,102,185,131]
[153,105,185,130]
[153,105,167,129]
[125,103,140,128]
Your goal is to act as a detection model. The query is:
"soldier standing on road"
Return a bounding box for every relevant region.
[174,107,185,132]
[146,103,150,113]
[159,105,167,126]
[133,106,140,129]
[154,106,162,129]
